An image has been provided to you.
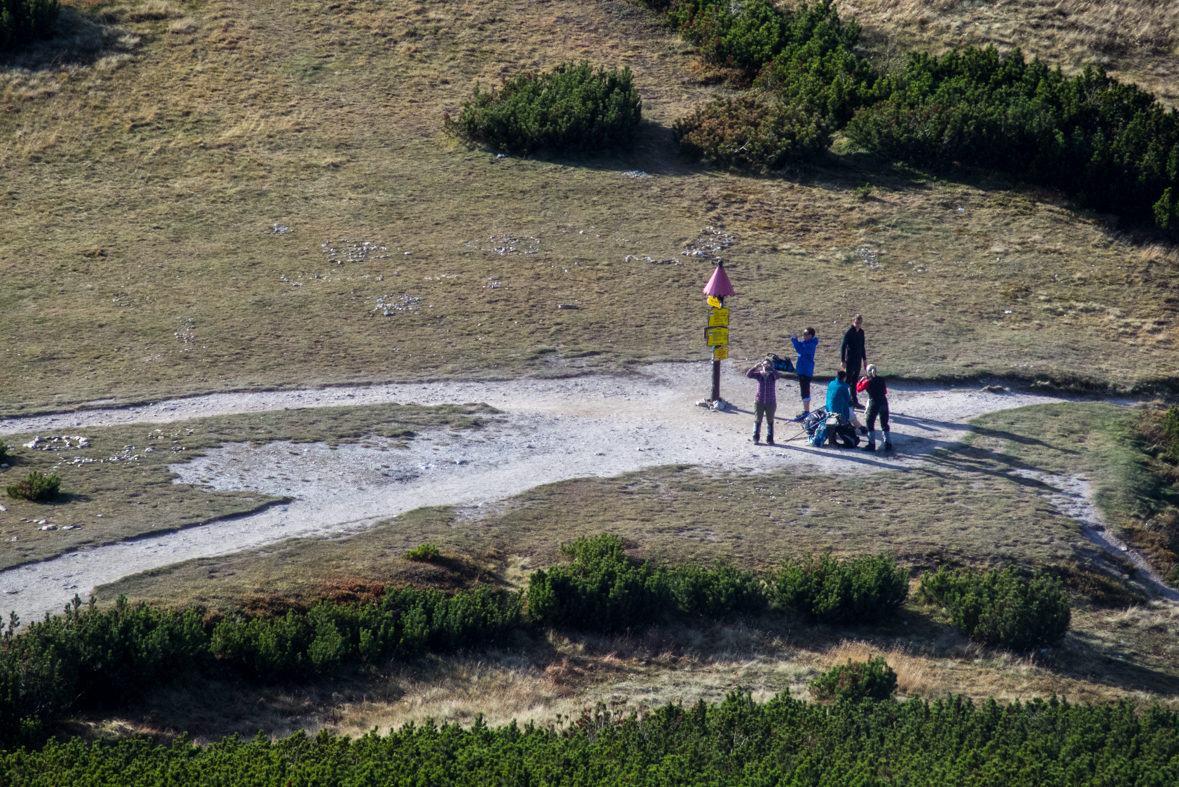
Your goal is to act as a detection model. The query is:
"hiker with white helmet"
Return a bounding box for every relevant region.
[861,364,892,451]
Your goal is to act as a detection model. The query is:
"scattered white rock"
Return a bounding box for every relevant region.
[463,235,539,256]
[40,525,57,531]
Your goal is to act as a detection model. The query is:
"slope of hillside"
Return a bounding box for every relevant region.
[1,0,1177,415]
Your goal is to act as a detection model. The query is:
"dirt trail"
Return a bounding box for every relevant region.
[0,363,1168,622]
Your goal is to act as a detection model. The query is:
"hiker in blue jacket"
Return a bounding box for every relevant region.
[790,327,817,417]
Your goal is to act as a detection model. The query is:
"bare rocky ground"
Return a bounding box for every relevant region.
[0,362,1170,623]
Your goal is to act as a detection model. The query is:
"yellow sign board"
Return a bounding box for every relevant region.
[705,326,729,346]
[707,296,722,308]
[708,308,729,328]
[712,345,729,361]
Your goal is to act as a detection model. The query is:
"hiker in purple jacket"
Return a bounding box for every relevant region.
[746,358,780,445]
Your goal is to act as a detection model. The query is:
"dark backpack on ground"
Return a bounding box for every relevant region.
[827,416,860,448]
[803,408,829,447]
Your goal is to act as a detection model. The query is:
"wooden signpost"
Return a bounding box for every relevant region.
[702,261,735,404]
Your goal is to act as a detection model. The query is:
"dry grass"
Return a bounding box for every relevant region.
[842,0,1179,105]
[0,1,1178,416]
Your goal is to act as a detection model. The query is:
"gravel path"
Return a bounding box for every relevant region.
[0,362,1168,622]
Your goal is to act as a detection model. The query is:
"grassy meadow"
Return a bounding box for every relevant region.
[1,0,1178,416]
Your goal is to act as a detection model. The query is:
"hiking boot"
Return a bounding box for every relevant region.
[858,426,868,435]
[882,437,893,450]
[766,437,775,446]
[753,434,761,444]
[862,441,876,452]
[851,401,865,411]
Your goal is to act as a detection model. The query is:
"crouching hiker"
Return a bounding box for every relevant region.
[746,358,780,445]
[824,370,865,448]
[862,365,892,451]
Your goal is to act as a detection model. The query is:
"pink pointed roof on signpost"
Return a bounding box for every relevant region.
[702,262,735,298]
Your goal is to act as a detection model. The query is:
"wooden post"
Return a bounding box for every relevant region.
[711,295,724,402]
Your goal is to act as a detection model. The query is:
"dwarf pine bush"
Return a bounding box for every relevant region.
[6,470,60,501]
[404,542,441,562]
[7,693,1179,784]
[445,61,641,154]
[527,534,670,630]
[0,0,58,52]
[1163,406,1179,463]
[670,560,768,617]
[773,552,909,624]
[809,656,897,702]
[211,585,520,679]
[920,567,1071,650]
[846,46,1179,235]
[672,96,829,171]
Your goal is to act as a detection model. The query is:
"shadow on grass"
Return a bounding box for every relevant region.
[0,7,110,70]
[1053,629,1179,695]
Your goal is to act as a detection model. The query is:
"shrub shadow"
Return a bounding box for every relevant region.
[0,7,111,70]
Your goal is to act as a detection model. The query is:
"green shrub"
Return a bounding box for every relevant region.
[672,96,829,171]
[404,543,441,562]
[809,657,897,702]
[6,470,60,501]
[1162,406,1179,463]
[845,46,1179,234]
[527,534,670,631]
[7,693,1179,784]
[444,61,641,154]
[212,585,520,679]
[670,0,863,86]
[919,567,1071,650]
[670,560,768,617]
[773,552,909,624]
[0,0,58,53]
[0,595,208,736]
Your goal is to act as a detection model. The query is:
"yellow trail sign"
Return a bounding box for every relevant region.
[712,346,729,361]
[708,308,729,327]
[705,326,729,346]
[707,296,722,308]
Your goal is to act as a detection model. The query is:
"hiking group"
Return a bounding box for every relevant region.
[746,314,892,451]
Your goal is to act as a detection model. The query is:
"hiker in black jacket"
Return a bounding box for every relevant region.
[840,315,867,410]
[861,364,892,452]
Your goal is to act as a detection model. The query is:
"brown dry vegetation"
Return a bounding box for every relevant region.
[841,0,1179,105]
[2,0,1179,417]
